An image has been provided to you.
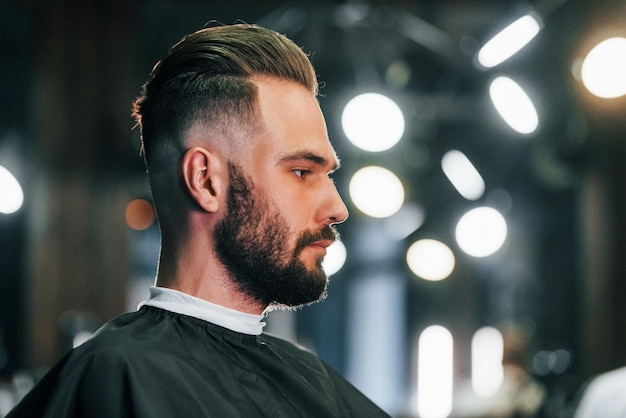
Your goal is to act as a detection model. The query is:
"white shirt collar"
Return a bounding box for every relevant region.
[139,286,266,335]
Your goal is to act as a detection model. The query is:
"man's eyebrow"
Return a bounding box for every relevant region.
[278,151,341,171]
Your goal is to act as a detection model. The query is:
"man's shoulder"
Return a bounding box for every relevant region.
[81,309,150,347]
[68,307,178,362]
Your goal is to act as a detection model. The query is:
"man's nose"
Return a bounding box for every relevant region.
[324,182,349,226]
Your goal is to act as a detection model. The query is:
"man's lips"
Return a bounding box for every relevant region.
[307,240,333,252]
[295,226,338,256]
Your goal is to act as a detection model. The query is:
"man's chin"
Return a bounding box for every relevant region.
[265,287,328,312]
[264,261,329,312]
[298,251,326,271]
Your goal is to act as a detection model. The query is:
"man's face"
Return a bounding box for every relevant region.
[214,163,338,309]
[214,77,348,309]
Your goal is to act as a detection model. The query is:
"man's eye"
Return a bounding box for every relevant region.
[293,169,310,178]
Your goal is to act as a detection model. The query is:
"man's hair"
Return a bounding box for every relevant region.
[131,24,318,238]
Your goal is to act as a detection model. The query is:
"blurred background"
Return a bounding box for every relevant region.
[1,0,626,416]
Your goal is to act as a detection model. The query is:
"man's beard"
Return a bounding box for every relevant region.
[214,163,339,310]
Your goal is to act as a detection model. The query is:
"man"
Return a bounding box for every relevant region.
[7,23,390,417]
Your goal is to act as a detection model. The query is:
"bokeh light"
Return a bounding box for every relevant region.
[472,327,504,397]
[417,325,454,418]
[322,240,347,276]
[477,14,541,68]
[489,76,538,134]
[406,239,455,281]
[125,198,156,230]
[455,207,507,257]
[0,165,24,215]
[581,37,626,98]
[341,93,405,152]
[441,150,485,201]
[349,166,405,218]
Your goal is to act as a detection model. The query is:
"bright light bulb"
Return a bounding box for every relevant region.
[489,76,538,134]
[0,165,24,214]
[417,325,454,418]
[455,207,507,257]
[581,37,626,98]
[472,327,504,397]
[477,14,541,68]
[349,166,405,218]
[441,150,485,200]
[406,239,455,281]
[322,240,347,276]
[341,93,405,152]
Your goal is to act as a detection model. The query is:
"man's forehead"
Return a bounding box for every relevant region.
[248,78,339,170]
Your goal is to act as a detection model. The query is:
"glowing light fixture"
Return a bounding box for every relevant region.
[477,14,542,68]
[341,93,405,152]
[349,166,405,218]
[472,327,504,397]
[322,240,347,276]
[441,150,485,200]
[406,239,455,281]
[418,325,453,418]
[489,76,539,134]
[0,165,24,214]
[581,37,626,98]
[455,207,507,257]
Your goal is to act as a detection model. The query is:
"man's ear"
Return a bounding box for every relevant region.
[181,147,224,213]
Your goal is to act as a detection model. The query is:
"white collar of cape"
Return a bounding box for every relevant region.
[139,286,266,336]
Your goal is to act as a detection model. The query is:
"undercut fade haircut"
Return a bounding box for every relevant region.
[130,24,318,239]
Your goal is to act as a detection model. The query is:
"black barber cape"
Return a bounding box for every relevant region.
[8,306,390,417]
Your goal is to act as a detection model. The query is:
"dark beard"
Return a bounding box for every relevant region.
[214,162,339,310]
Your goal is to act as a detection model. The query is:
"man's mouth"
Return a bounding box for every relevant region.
[308,239,333,251]
[295,226,339,255]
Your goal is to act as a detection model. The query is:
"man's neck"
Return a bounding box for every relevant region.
[155,264,266,315]
[141,286,266,335]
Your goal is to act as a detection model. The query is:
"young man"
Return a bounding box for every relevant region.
[8,24,390,417]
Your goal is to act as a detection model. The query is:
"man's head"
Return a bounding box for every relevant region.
[132,24,348,310]
[132,24,318,240]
